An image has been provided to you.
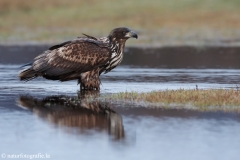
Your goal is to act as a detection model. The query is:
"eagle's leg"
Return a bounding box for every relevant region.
[79,70,101,91]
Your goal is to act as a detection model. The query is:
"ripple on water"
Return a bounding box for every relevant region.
[1,65,240,160]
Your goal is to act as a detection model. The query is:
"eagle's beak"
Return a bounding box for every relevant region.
[125,31,138,39]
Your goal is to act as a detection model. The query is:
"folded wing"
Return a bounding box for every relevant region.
[20,39,111,81]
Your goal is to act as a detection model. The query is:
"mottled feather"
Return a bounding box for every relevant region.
[29,39,111,80]
[18,27,138,90]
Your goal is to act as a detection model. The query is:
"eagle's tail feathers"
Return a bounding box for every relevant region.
[19,67,38,81]
[20,62,33,68]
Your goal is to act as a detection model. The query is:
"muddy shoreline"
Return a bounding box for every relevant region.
[0,45,240,68]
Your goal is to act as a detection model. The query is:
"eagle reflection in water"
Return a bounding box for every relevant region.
[17,92,124,140]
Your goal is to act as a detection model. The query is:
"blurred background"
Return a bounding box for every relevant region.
[0,0,240,46]
[1,1,240,159]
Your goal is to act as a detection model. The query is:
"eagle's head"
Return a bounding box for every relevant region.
[108,27,138,43]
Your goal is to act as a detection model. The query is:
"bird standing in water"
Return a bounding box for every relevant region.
[19,27,138,90]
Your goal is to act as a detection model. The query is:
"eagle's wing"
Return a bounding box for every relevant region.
[32,39,111,78]
[81,33,98,40]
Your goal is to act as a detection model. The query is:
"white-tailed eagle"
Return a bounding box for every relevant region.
[19,27,138,90]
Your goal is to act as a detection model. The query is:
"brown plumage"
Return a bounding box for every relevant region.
[19,27,138,90]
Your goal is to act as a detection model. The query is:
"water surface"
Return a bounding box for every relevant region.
[1,46,240,160]
[0,64,240,160]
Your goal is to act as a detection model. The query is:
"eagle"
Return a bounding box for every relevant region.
[19,27,138,90]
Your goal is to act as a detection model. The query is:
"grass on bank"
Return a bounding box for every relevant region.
[101,89,240,112]
[0,0,240,45]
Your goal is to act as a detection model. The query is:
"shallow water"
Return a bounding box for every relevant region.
[0,63,240,160]
[1,65,240,94]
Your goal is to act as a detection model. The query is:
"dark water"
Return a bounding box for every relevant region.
[1,46,240,160]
